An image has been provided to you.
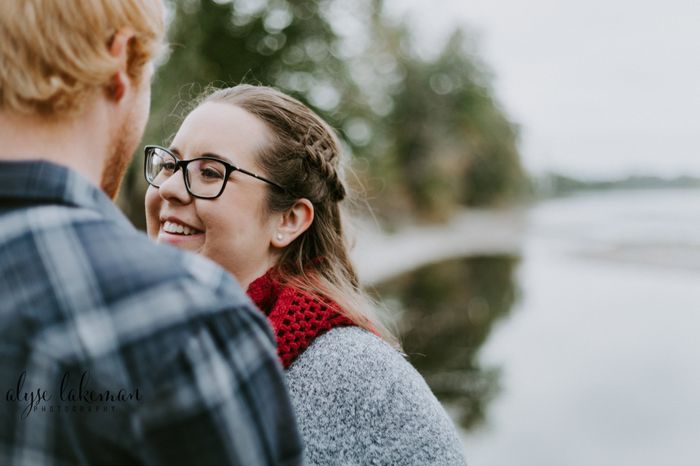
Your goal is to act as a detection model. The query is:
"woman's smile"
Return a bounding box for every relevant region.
[157,216,205,247]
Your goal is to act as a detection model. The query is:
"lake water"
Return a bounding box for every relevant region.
[376,189,700,466]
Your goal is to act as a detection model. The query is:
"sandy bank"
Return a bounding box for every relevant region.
[351,208,529,286]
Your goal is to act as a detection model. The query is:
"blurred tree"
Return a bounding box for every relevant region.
[361,21,526,222]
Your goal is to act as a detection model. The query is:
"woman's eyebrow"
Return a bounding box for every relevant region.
[167,146,237,165]
[168,146,183,159]
[199,152,235,165]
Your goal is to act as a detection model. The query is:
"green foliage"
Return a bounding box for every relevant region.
[361,26,526,222]
[117,0,526,228]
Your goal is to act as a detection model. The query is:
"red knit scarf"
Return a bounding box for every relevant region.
[246,269,356,369]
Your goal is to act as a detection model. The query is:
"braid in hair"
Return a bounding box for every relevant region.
[299,126,346,202]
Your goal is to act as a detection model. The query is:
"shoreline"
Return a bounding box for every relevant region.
[351,207,529,286]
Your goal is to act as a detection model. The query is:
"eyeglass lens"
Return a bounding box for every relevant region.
[146,147,228,198]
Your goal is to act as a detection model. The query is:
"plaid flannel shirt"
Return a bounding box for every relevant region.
[0,160,303,465]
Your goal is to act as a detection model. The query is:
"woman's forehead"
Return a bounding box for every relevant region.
[172,102,270,163]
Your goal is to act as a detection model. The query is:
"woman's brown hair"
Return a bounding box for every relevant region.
[201,84,398,348]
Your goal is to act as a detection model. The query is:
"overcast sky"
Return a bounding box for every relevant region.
[386,0,700,179]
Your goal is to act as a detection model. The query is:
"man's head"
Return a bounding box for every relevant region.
[0,0,166,197]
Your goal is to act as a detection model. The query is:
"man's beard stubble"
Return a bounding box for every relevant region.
[100,108,143,200]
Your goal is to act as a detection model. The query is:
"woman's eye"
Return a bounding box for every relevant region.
[200,168,224,179]
[162,161,177,172]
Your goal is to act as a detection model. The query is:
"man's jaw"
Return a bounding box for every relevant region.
[100,104,141,199]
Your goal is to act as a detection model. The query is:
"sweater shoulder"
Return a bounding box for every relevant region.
[286,326,441,417]
[288,326,403,379]
[286,327,467,465]
[287,326,422,403]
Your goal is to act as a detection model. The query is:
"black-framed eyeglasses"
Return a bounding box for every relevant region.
[143,145,286,199]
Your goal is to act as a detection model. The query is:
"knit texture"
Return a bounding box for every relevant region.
[247,269,355,368]
[286,326,468,465]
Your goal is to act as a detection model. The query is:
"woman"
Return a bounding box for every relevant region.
[144,84,466,465]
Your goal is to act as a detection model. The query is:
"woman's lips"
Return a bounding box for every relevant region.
[157,228,205,246]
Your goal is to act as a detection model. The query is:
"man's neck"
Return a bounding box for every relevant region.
[0,105,109,187]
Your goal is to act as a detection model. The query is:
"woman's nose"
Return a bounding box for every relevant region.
[158,169,192,204]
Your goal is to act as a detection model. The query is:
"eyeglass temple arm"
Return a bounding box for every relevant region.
[233,166,286,191]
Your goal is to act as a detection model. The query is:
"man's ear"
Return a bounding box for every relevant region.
[106,29,135,102]
[272,198,314,248]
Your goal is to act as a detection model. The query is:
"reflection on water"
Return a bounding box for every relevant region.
[373,190,700,465]
[374,255,520,429]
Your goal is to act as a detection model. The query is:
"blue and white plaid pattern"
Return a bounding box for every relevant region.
[0,161,303,466]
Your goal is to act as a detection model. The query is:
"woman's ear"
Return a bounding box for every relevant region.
[272,198,314,248]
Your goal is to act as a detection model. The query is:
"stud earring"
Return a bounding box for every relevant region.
[276,233,283,241]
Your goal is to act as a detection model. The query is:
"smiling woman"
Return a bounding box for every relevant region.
[143,84,467,465]
[145,100,282,287]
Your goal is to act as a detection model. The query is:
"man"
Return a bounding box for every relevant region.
[0,1,302,465]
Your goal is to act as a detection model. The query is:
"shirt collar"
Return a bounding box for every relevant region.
[0,160,133,228]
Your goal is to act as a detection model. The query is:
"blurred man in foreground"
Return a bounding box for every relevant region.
[0,1,302,464]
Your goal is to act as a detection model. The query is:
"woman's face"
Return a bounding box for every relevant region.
[145,101,280,288]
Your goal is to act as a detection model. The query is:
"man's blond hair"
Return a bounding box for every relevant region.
[0,0,166,117]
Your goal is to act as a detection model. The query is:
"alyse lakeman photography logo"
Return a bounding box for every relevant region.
[5,370,142,419]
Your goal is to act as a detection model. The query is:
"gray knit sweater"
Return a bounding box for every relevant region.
[285,326,467,465]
